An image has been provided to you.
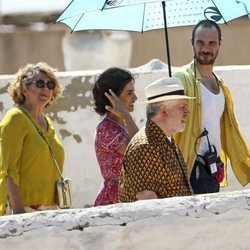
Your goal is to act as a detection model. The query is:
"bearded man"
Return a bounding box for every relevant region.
[173,20,250,194]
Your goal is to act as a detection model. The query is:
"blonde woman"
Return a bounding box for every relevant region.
[0,62,64,215]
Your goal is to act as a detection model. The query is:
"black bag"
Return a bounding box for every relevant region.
[190,156,220,194]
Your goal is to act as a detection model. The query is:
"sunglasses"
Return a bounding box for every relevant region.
[26,79,56,90]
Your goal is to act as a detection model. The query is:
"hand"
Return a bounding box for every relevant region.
[12,206,26,214]
[136,190,158,200]
[105,89,129,120]
[6,176,25,214]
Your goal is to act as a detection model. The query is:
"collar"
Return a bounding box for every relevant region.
[146,119,174,147]
[190,60,223,86]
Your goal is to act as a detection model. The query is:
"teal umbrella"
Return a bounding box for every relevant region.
[56,0,106,24]
[56,0,247,77]
[235,0,250,19]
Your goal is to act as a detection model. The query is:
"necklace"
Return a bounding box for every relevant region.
[201,75,219,94]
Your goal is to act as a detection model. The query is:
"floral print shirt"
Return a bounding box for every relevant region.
[94,117,129,206]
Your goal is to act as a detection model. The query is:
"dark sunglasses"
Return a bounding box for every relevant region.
[26,79,56,90]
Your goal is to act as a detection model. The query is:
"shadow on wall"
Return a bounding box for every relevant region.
[46,75,94,143]
[62,31,133,71]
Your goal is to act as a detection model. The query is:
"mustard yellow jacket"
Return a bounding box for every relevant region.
[173,61,250,186]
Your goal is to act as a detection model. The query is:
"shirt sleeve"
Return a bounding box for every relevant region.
[96,121,129,152]
[0,110,26,186]
[0,109,26,214]
[119,144,162,201]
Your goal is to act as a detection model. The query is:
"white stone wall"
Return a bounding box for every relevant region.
[0,190,250,249]
[62,31,133,71]
[0,60,250,208]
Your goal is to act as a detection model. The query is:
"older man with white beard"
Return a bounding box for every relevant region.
[119,77,194,202]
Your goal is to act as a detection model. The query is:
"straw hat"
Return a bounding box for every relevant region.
[142,77,195,104]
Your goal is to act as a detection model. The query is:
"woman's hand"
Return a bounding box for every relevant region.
[105,89,130,120]
[105,88,139,155]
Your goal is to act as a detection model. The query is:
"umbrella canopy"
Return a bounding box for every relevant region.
[56,0,247,76]
[57,0,106,23]
[235,0,250,19]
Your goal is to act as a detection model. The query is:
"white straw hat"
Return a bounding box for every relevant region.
[142,77,195,104]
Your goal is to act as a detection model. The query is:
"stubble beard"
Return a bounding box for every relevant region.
[194,49,219,65]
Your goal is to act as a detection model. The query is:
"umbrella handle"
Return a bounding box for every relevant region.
[162,1,172,77]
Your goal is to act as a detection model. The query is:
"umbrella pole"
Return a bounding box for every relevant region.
[162,1,171,77]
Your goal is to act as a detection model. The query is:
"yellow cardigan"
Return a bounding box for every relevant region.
[0,107,64,215]
[173,61,250,186]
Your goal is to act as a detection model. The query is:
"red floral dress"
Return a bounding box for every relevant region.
[94,117,129,206]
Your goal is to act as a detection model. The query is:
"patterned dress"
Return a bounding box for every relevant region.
[94,117,129,206]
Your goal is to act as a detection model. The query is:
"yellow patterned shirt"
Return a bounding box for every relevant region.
[118,120,192,202]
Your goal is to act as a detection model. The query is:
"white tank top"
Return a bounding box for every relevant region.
[198,83,225,156]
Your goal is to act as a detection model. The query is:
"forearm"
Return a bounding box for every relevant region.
[116,114,138,155]
[6,176,25,214]
[123,113,139,138]
[136,190,158,200]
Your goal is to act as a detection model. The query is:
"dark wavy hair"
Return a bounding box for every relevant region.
[192,19,221,45]
[92,67,135,116]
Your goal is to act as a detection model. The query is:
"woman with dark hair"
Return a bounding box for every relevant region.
[92,67,138,206]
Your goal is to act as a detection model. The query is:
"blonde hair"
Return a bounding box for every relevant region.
[8,62,63,106]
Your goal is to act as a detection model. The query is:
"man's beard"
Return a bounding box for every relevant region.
[194,50,219,65]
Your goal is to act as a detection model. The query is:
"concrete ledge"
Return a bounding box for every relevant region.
[0,189,250,249]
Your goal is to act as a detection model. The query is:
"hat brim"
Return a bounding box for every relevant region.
[141,95,195,104]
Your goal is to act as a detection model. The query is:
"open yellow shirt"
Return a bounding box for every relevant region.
[0,107,64,215]
[173,61,250,186]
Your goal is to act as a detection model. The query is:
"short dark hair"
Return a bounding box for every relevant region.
[92,67,134,116]
[192,19,221,45]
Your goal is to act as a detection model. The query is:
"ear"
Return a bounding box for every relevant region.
[160,104,169,117]
[21,85,28,97]
[191,38,194,46]
[219,36,223,46]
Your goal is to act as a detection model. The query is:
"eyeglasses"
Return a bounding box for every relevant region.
[26,79,56,90]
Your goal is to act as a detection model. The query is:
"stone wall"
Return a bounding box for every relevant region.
[0,60,250,208]
[0,190,250,249]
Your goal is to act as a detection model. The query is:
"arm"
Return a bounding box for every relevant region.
[116,143,129,155]
[136,190,158,200]
[120,144,161,201]
[6,176,25,214]
[113,112,138,155]
[122,112,139,139]
[0,109,26,214]
[105,89,138,155]
[105,89,138,138]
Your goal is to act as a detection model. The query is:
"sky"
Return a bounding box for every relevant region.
[0,0,72,14]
